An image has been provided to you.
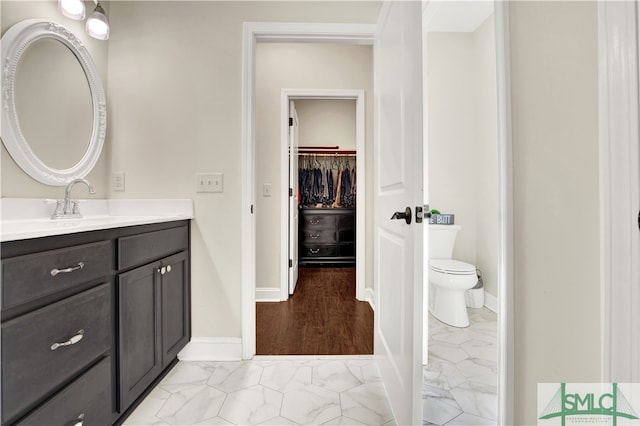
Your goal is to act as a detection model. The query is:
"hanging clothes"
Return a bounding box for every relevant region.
[333,169,343,208]
[298,153,356,208]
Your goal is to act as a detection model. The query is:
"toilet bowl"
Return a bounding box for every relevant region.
[428,225,478,328]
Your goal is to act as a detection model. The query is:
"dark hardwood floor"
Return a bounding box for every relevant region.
[256,267,373,355]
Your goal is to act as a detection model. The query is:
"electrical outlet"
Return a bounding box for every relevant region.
[263,183,272,197]
[196,173,223,193]
[113,171,125,192]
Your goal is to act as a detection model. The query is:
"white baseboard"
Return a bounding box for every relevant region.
[178,337,243,361]
[365,287,375,311]
[256,287,282,302]
[484,291,498,313]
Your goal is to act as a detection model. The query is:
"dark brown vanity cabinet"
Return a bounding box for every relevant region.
[1,220,190,426]
[299,208,355,266]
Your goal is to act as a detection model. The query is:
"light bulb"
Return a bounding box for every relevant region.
[58,0,85,20]
[86,3,110,40]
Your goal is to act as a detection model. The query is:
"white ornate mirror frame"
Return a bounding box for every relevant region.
[1,19,106,186]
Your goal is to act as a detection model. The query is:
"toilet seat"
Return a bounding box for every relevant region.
[430,259,476,275]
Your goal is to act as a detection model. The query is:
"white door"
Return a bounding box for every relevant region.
[288,100,300,295]
[374,1,425,425]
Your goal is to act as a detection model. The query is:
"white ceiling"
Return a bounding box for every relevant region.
[424,1,494,33]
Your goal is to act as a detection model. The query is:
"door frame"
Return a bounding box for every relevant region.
[495,2,515,424]
[598,1,640,382]
[240,15,513,424]
[280,89,366,302]
[241,22,376,360]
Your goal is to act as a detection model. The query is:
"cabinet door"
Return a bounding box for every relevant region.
[118,262,161,410]
[161,251,189,367]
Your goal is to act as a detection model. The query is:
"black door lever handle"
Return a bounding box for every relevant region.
[391,207,412,225]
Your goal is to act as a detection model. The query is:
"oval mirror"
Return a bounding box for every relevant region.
[1,19,106,186]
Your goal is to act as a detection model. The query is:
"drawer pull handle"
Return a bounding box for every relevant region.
[51,329,84,351]
[309,248,320,254]
[309,219,320,225]
[309,233,320,239]
[50,262,84,277]
[72,413,85,426]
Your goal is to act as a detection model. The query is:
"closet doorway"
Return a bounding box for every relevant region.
[281,90,366,303]
[255,89,371,355]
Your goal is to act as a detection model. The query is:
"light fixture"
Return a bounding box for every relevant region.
[58,0,110,41]
[86,1,110,40]
[58,0,85,21]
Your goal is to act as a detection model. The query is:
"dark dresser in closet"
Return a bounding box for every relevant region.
[299,207,355,266]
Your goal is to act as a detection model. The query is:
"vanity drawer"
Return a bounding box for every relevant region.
[16,356,112,426]
[2,284,111,424]
[2,240,112,310]
[118,225,188,270]
[301,229,336,243]
[301,244,338,257]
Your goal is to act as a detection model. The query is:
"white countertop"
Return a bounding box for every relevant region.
[1,198,194,242]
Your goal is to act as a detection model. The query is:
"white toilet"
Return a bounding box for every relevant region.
[429,224,477,328]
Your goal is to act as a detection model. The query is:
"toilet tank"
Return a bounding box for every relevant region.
[429,224,461,259]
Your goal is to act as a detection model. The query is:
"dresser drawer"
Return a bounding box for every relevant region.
[301,229,336,243]
[2,284,111,424]
[301,244,338,257]
[16,356,112,426]
[301,213,336,229]
[118,225,188,270]
[2,241,112,310]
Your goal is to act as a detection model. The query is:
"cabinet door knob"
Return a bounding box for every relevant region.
[167,265,172,273]
[51,329,84,351]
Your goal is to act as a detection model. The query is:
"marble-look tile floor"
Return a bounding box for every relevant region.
[123,357,396,426]
[422,307,498,426]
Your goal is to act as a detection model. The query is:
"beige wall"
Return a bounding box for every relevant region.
[1,0,110,198]
[106,2,380,338]
[427,15,499,298]
[510,2,601,424]
[296,99,356,149]
[255,43,373,291]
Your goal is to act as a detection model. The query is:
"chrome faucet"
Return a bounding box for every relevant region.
[51,178,96,219]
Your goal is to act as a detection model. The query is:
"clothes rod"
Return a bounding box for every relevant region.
[297,151,356,156]
[300,146,340,150]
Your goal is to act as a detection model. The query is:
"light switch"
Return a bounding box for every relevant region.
[263,183,272,197]
[196,173,223,193]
